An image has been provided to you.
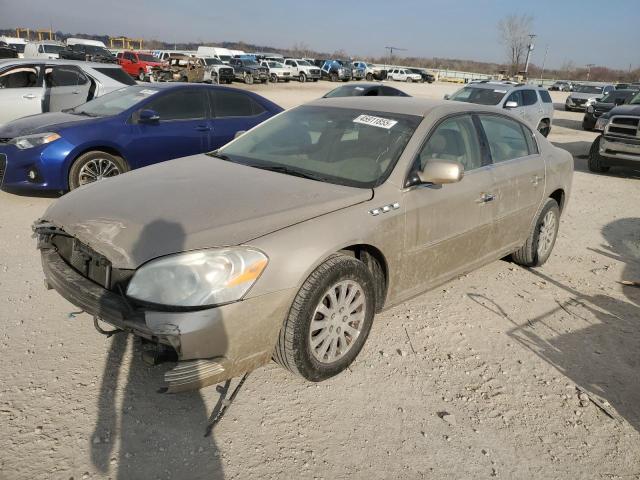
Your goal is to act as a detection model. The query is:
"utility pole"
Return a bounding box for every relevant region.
[585,63,595,80]
[540,45,549,85]
[384,46,407,70]
[523,34,536,80]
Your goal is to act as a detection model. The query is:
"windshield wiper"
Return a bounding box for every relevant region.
[208,151,232,162]
[71,110,100,117]
[248,164,327,182]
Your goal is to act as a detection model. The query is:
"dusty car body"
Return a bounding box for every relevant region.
[35,98,573,393]
[151,56,205,83]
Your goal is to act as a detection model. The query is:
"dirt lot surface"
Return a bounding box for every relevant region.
[1,81,639,480]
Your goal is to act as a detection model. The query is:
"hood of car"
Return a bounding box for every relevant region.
[0,112,93,138]
[41,155,373,269]
[606,104,640,117]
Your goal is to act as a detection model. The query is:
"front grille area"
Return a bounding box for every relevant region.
[310,69,320,75]
[220,68,233,75]
[51,235,134,292]
[572,98,587,105]
[0,154,6,186]
[606,115,640,139]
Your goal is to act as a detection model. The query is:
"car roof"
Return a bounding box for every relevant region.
[306,96,491,117]
[0,58,121,68]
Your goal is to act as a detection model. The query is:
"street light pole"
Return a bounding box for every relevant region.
[523,34,536,80]
[540,45,549,85]
[585,63,595,80]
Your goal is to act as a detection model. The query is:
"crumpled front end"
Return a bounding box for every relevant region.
[37,227,294,393]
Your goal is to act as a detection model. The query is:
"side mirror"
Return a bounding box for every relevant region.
[233,130,246,139]
[504,101,518,109]
[139,109,160,123]
[443,94,450,100]
[418,160,464,185]
[614,97,626,106]
[132,57,138,63]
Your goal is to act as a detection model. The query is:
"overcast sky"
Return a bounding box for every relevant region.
[1,0,638,70]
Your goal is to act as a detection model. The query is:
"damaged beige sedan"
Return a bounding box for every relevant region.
[35,98,573,392]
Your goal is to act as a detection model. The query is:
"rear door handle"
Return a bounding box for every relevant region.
[23,94,37,99]
[476,193,496,204]
[196,125,211,132]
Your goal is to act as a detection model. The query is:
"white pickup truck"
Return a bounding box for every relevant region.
[283,59,321,82]
[260,60,292,83]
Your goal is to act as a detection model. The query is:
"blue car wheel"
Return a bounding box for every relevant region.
[68,151,128,190]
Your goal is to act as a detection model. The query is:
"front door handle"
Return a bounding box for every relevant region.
[195,125,211,132]
[71,90,80,94]
[23,94,37,99]
[531,175,543,186]
[476,193,496,204]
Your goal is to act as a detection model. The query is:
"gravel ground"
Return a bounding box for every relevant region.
[1,81,639,480]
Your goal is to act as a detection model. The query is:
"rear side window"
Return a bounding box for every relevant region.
[521,90,538,106]
[45,66,88,87]
[479,115,531,162]
[147,89,207,121]
[95,67,137,86]
[211,90,265,117]
[538,90,552,103]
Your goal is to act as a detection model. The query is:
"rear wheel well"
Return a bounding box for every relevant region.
[549,188,565,212]
[339,245,388,313]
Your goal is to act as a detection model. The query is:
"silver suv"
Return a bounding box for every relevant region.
[445,81,555,136]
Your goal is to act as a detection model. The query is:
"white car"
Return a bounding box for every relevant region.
[260,60,292,82]
[387,68,422,83]
[283,59,321,82]
[0,59,135,125]
[23,41,66,59]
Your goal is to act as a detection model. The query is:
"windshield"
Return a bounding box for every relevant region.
[449,86,507,106]
[243,60,259,66]
[573,84,604,94]
[203,58,222,65]
[9,43,26,53]
[217,105,421,188]
[137,54,157,62]
[83,45,111,55]
[219,55,231,62]
[600,91,633,104]
[43,44,65,54]
[630,92,640,105]
[267,61,284,68]
[297,60,311,66]
[70,86,157,117]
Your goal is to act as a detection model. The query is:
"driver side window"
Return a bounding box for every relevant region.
[418,115,483,172]
[505,90,523,106]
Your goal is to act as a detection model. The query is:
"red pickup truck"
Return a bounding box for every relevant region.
[116,51,162,81]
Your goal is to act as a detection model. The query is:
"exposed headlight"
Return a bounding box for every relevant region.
[585,97,597,106]
[126,247,268,308]
[595,116,609,131]
[9,132,61,150]
[587,106,594,113]
[566,97,573,104]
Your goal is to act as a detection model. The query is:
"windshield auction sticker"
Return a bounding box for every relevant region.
[353,114,398,129]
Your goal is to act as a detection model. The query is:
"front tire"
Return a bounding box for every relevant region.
[137,70,145,81]
[274,254,376,382]
[244,73,254,85]
[299,73,307,83]
[512,198,560,267]
[365,73,373,81]
[330,73,338,82]
[588,136,610,173]
[68,151,127,191]
[537,120,551,137]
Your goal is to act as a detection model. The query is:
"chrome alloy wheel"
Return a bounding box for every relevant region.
[78,158,121,186]
[537,210,557,258]
[309,280,366,364]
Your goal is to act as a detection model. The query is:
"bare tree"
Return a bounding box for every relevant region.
[291,42,310,58]
[498,14,533,75]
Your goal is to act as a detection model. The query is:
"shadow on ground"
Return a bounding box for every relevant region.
[469,217,640,433]
[90,219,226,479]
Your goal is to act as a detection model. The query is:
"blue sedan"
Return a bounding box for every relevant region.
[0,84,283,192]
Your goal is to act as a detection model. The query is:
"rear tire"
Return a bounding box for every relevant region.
[588,136,610,173]
[273,254,376,382]
[512,198,560,267]
[68,151,128,191]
